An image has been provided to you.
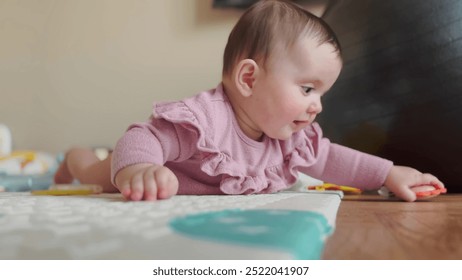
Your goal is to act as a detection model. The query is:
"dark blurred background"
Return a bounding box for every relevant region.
[319,0,462,192]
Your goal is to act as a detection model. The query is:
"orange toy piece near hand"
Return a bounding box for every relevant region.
[379,184,447,200]
[412,184,447,200]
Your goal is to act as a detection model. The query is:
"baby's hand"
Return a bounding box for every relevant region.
[114,163,179,201]
[384,165,445,202]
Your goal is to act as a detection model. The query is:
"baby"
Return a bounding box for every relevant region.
[55,0,444,202]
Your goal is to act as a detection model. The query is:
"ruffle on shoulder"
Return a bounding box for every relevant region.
[153,101,210,149]
[154,98,328,195]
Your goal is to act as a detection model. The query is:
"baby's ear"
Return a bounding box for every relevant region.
[234,59,259,97]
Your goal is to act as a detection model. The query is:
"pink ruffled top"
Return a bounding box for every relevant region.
[111,84,393,195]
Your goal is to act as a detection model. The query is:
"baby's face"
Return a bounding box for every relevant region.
[248,37,342,140]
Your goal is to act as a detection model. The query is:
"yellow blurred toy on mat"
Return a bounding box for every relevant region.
[307,183,362,194]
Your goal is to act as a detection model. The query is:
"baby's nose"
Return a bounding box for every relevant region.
[308,99,322,114]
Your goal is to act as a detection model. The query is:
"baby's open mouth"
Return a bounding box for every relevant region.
[293,120,310,125]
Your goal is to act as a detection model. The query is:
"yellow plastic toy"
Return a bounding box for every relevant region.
[307,183,362,194]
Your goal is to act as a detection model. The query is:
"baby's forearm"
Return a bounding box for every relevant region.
[111,124,166,184]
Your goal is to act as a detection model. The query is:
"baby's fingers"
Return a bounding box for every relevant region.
[421,173,445,189]
[154,167,179,199]
[128,172,145,201]
[142,167,158,201]
[117,182,132,200]
[393,185,417,202]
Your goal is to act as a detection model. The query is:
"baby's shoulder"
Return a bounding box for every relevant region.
[153,85,233,142]
[181,86,231,126]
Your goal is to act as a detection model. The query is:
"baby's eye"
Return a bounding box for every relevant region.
[301,86,313,95]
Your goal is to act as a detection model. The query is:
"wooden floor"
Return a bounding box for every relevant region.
[322,194,462,259]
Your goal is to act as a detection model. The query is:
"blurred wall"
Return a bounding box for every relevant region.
[0,0,241,153]
[321,0,462,191]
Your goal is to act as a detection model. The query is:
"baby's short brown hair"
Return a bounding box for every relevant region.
[222,0,341,76]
